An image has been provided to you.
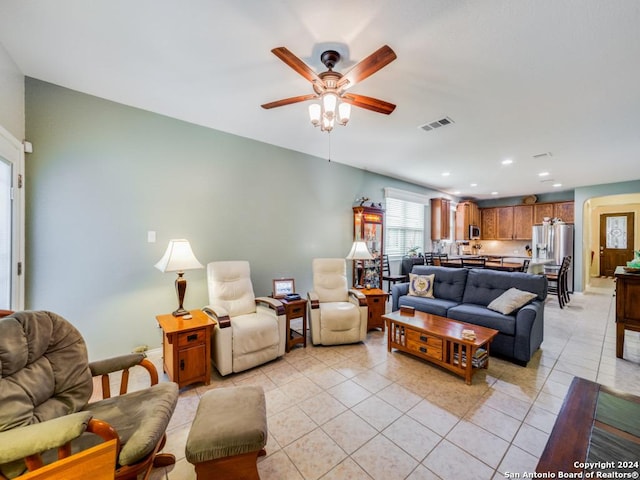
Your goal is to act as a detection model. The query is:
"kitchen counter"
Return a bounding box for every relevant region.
[442,255,554,273]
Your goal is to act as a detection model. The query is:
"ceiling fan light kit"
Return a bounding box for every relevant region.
[262,45,397,133]
[308,92,351,132]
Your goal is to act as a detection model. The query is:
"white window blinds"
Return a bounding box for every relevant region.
[384,196,425,257]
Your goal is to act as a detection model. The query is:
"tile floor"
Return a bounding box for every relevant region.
[136,277,640,480]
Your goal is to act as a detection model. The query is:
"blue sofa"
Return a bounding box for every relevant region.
[391,266,548,365]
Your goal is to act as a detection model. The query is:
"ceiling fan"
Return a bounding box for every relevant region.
[261,45,397,131]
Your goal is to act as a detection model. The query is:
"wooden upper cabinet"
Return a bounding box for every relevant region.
[513,205,533,239]
[455,201,480,240]
[496,207,515,240]
[431,198,450,240]
[533,203,554,224]
[533,201,575,224]
[554,201,575,223]
[481,208,497,240]
[481,205,533,240]
[470,202,481,226]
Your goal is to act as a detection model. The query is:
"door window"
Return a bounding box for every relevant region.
[606,216,628,249]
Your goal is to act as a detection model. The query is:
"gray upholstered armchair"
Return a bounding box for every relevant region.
[308,258,368,345]
[0,311,178,480]
[203,261,287,376]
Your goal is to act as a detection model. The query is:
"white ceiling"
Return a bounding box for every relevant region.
[1,0,639,200]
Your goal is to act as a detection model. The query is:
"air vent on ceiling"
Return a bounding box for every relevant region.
[420,116,455,132]
[532,152,552,159]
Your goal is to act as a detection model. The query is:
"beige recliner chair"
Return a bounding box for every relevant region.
[204,261,286,376]
[308,258,368,345]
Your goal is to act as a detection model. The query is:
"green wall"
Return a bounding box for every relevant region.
[25,78,440,360]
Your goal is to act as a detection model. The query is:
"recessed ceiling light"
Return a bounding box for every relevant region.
[470,183,478,187]
[501,159,513,165]
[553,183,562,188]
[491,191,498,195]
[442,172,450,177]
[538,172,550,177]
[453,191,461,195]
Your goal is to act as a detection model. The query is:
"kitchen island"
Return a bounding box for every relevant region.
[443,255,553,273]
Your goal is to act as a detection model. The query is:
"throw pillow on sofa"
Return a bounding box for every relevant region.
[409,273,435,298]
[487,287,537,315]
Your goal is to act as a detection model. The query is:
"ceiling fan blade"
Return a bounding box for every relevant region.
[337,45,397,89]
[271,47,322,84]
[342,93,396,115]
[261,93,318,109]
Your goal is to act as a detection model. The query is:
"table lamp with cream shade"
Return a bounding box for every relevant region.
[346,240,373,288]
[155,239,204,316]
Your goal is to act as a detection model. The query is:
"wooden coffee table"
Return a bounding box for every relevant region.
[383,310,498,385]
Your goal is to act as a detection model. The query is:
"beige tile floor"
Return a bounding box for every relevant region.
[138,277,640,480]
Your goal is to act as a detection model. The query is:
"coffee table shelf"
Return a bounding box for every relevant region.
[383,310,498,385]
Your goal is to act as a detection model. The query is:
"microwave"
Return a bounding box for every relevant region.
[469,225,481,239]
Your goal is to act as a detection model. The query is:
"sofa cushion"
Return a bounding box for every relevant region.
[488,288,537,315]
[462,269,547,307]
[408,273,435,297]
[397,295,459,318]
[447,304,516,336]
[411,266,468,302]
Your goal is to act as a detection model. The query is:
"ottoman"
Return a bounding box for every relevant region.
[185,386,267,480]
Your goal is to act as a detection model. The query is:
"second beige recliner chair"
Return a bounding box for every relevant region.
[308,258,368,345]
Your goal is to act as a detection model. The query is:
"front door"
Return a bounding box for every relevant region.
[599,212,635,276]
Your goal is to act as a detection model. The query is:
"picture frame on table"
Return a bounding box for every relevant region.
[272,278,295,298]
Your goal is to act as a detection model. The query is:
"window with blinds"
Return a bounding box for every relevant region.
[385,197,425,257]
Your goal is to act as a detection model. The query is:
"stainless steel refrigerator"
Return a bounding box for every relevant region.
[532,222,574,292]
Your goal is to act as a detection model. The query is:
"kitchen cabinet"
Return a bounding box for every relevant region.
[496,207,515,240]
[513,205,533,239]
[455,201,480,240]
[431,198,451,240]
[554,202,575,223]
[534,203,554,224]
[481,208,497,240]
[533,201,574,224]
[483,205,533,240]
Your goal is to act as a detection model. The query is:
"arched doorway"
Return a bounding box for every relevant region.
[583,193,640,288]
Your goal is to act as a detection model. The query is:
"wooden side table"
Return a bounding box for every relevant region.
[614,266,640,358]
[156,309,215,388]
[359,288,389,331]
[278,297,308,352]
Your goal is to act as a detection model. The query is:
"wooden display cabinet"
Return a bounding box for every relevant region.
[353,205,384,289]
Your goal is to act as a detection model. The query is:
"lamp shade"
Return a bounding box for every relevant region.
[154,239,204,273]
[345,241,373,260]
